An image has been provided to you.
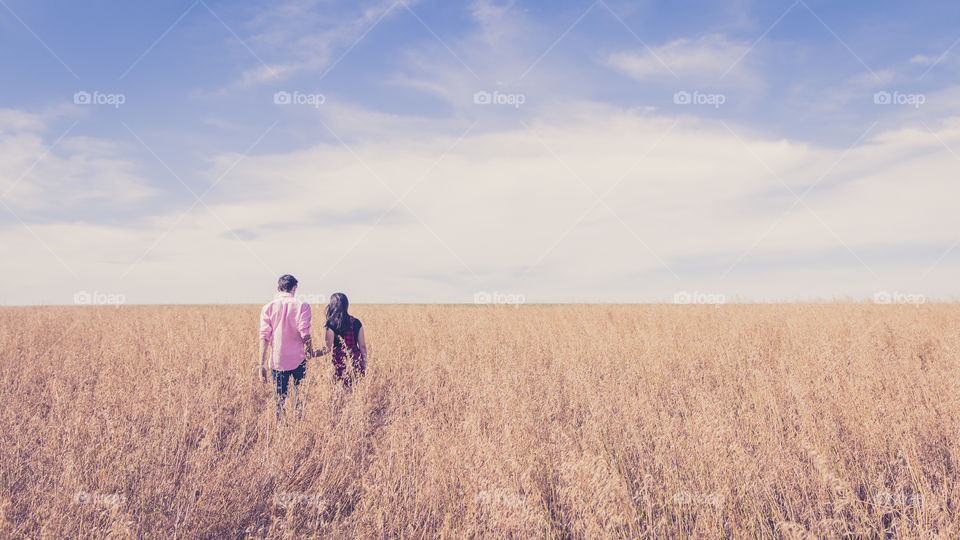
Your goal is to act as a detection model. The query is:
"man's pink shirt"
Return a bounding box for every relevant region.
[259,292,311,371]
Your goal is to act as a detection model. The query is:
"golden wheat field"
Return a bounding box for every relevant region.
[1,303,958,539]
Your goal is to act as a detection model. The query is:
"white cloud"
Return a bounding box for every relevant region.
[234,0,423,86]
[910,54,938,65]
[0,113,157,214]
[606,34,752,81]
[0,109,45,132]
[6,102,959,304]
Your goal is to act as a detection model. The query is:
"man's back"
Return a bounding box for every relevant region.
[260,292,311,371]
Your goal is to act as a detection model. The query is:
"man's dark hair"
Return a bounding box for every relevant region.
[278,274,298,292]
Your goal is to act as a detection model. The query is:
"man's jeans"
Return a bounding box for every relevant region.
[271,361,306,419]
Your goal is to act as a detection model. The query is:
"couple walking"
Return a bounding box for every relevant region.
[257,274,367,417]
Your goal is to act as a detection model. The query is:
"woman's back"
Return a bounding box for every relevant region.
[328,315,363,361]
[324,292,367,386]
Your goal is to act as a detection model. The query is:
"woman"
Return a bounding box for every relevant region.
[315,292,367,386]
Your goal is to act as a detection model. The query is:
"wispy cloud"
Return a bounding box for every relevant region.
[234,0,419,87]
[0,111,156,217]
[607,34,752,82]
[8,102,954,303]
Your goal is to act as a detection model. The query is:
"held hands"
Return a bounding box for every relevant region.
[303,346,327,358]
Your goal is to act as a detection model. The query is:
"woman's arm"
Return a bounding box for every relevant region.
[310,334,330,357]
[326,328,335,353]
[310,329,333,357]
[357,327,367,359]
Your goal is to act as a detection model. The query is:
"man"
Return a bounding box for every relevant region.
[259,274,320,418]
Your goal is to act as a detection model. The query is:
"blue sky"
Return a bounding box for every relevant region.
[1,0,959,304]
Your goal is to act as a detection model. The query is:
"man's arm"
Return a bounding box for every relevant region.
[258,338,270,383]
[303,335,314,359]
[298,302,314,358]
[258,304,273,383]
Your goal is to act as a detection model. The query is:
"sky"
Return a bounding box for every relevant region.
[1,0,959,305]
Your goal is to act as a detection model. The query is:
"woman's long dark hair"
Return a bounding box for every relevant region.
[326,292,350,335]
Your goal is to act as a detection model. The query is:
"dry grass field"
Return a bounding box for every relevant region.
[1,303,958,538]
